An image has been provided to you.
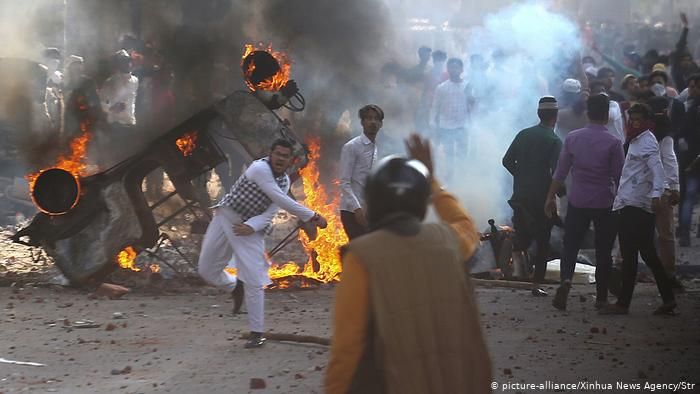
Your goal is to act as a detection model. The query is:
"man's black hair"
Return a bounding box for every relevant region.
[432,50,447,62]
[597,67,615,79]
[648,96,671,140]
[270,138,294,152]
[538,109,558,123]
[587,94,610,121]
[446,58,463,68]
[358,104,384,121]
[537,96,558,123]
[589,79,607,92]
[649,70,669,84]
[628,102,652,120]
[647,96,669,114]
[686,73,700,86]
[418,46,431,55]
[582,55,596,65]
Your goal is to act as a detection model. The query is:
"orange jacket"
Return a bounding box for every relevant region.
[325,180,480,393]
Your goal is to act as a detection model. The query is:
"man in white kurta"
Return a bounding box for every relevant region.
[198,139,326,348]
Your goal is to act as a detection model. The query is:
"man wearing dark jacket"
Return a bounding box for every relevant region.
[672,13,700,92]
[677,74,700,245]
[503,96,563,296]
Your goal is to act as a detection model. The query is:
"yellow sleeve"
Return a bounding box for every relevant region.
[325,252,370,394]
[431,180,480,260]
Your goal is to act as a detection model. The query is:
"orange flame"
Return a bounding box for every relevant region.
[176,131,198,156]
[149,264,161,274]
[268,136,347,284]
[26,94,93,193]
[117,246,141,272]
[241,43,292,91]
[26,132,91,194]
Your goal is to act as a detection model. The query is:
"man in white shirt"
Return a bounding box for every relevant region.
[41,48,63,134]
[430,58,469,179]
[339,105,382,239]
[601,103,676,315]
[100,49,138,127]
[198,139,328,348]
[590,81,624,142]
[97,50,138,166]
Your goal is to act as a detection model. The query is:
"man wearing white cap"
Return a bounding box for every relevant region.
[503,96,562,296]
[556,79,588,141]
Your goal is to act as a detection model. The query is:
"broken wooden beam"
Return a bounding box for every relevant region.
[241,332,330,346]
[470,278,535,290]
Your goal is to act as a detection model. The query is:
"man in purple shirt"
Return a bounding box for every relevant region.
[545,94,626,311]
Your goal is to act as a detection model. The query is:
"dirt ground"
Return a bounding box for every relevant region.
[1,273,699,393]
[1,201,700,393]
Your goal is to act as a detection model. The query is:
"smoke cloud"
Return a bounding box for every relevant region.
[448,3,582,226]
[1,0,583,227]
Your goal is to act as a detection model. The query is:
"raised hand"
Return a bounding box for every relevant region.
[404,133,434,176]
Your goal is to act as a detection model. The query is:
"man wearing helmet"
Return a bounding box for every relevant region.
[325,134,491,393]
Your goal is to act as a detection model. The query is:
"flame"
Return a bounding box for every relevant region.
[149,264,161,274]
[241,43,292,91]
[268,136,347,284]
[26,94,93,193]
[26,132,91,193]
[176,131,198,156]
[117,246,141,272]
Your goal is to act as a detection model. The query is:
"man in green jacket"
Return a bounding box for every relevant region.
[502,96,563,296]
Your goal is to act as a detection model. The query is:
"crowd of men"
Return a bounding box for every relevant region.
[20,36,252,200]
[33,37,175,146]
[510,14,699,315]
[320,13,700,391]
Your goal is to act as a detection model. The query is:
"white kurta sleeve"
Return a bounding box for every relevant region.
[643,136,665,199]
[339,142,361,212]
[244,203,279,233]
[660,136,680,191]
[247,161,315,221]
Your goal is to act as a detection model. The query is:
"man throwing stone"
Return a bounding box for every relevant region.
[198,139,327,348]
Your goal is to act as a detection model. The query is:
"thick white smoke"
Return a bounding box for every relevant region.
[437,3,581,226]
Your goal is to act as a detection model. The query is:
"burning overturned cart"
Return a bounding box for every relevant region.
[11,89,310,285]
[10,46,346,287]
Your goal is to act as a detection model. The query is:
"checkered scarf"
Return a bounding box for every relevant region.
[216,159,289,222]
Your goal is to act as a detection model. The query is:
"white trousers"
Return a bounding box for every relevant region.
[198,207,270,332]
